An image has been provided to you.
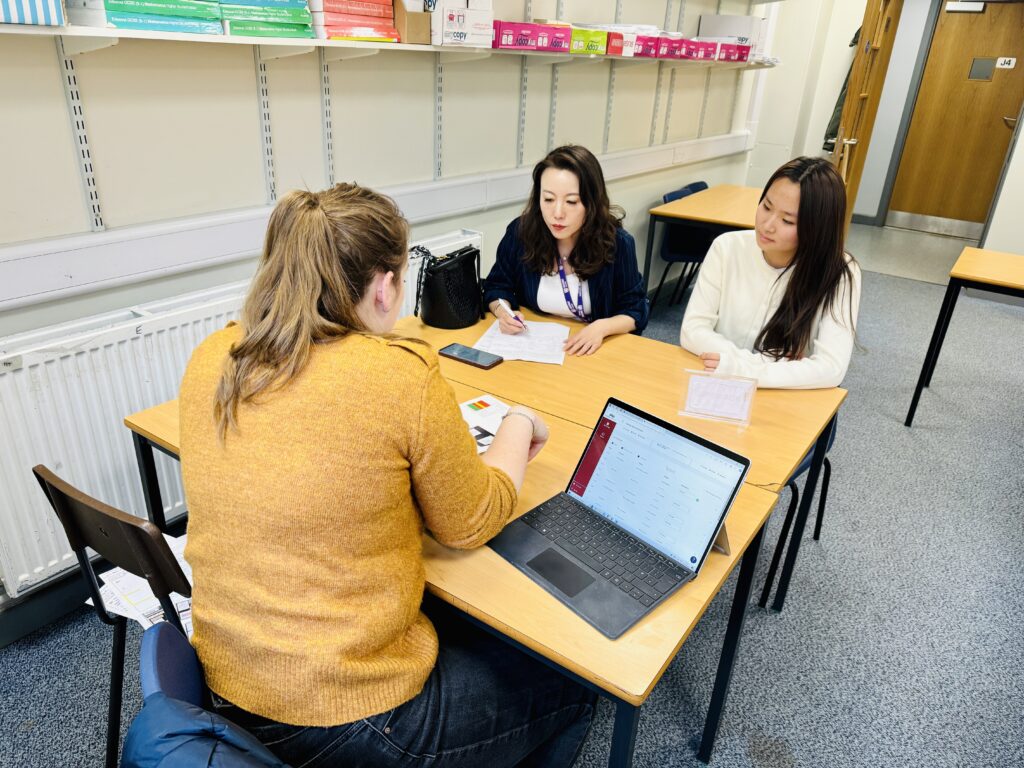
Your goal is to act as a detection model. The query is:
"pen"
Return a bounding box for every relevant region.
[496,298,527,329]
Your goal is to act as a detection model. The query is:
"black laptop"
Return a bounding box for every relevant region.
[489,398,749,639]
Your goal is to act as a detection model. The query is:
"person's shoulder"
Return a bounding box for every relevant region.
[360,333,440,372]
[188,323,241,367]
[614,225,636,250]
[504,217,522,238]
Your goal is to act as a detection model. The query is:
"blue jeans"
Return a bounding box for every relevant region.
[211,598,597,767]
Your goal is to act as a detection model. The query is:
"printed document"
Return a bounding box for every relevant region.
[473,320,569,365]
[681,371,756,426]
[459,394,510,453]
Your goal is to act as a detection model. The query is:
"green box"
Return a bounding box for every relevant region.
[222,19,313,36]
[570,27,607,55]
[219,3,311,23]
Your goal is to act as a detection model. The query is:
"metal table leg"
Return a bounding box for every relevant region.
[132,432,166,530]
[923,278,963,389]
[770,415,833,613]
[609,701,641,768]
[642,215,658,296]
[697,522,766,763]
[905,280,960,427]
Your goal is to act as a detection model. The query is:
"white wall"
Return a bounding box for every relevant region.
[982,125,1024,255]
[853,0,933,220]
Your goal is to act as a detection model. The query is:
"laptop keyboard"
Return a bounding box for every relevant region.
[520,495,691,608]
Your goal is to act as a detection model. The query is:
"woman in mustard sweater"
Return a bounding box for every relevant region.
[180,183,595,767]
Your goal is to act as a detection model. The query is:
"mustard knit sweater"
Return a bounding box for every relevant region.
[180,325,518,726]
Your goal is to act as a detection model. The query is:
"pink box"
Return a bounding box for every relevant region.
[535,24,571,52]
[693,40,719,60]
[493,21,539,50]
[680,38,699,59]
[635,34,659,58]
[657,34,683,59]
[716,42,750,61]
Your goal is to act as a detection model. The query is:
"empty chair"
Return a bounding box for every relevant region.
[121,622,289,767]
[757,419,837,610]
[649,182,721,311]
[32,465,191,768]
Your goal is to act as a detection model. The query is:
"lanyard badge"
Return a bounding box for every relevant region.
[557,257,588,322]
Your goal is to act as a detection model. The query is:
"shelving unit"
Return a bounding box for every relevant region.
[1,22,775,70]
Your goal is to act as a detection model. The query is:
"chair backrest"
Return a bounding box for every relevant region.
[33,464,191,629]
[660,182,720,263]
[140,622,205,706]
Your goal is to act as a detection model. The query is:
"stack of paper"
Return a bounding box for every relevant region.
[67,0,223,34]
[220,0,313,37]
[90,533,194,638]
[309,0,398,41]
[473,320,570,366]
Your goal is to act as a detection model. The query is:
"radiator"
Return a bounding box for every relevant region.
[0,229,480,599]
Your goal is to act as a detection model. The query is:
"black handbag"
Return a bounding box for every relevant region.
[412,244,485,329]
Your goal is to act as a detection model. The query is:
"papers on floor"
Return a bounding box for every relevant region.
[473,320,570,365]
[88,533,194,638]
[459,394,509,453]
[680,370,756,426]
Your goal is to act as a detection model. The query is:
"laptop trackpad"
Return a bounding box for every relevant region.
[527,548,595,598]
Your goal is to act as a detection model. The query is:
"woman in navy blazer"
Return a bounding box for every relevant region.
[483,145,649,355]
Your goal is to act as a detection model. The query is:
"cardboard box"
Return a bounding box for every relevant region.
[395,0,429,43]
[692,39,719,60]
[492,20,538,49]
[715,42,750,62]
[535,23,570,52]
[570,27,606,55]
[698,13,766,54]
[467,0,489,9]
[634,33,659,58]
[431,3,491,46]
[657,33,683,59]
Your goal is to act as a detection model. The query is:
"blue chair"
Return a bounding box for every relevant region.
[758,419,837,610]
[121,622,290,767]
[649,182,721,311]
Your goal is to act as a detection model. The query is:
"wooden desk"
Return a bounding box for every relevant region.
[124,388,779,766]
[641,184,761,294]
[905,247,1024,427]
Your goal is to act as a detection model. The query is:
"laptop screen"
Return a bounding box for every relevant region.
[566,399,749,571]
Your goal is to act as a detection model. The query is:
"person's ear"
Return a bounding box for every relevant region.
[376,271,396,313]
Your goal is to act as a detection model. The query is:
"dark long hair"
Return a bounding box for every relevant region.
[518,145,624,280]
[755,157,857,360]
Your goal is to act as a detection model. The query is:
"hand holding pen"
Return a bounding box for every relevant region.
[495,298,528,335]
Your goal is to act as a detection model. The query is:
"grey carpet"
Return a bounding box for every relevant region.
[2,270,1022,767]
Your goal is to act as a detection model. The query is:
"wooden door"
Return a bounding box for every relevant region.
[833,0,905,233]
[888,3,1024,236]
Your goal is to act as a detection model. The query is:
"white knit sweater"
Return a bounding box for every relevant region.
[679,230,861,389]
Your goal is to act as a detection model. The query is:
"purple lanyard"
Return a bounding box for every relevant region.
[557,257,588,322]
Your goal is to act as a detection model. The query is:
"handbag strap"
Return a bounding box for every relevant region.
[411,245,434,318]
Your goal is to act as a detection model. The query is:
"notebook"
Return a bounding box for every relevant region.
[489,398,749,639]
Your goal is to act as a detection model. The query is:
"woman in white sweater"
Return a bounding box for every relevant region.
[680,157,861,389]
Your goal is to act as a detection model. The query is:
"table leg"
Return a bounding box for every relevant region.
[132,432,166,531]
[905,280,961,427]
[643,216,658,296]
[608,701,641,768]
[697,522,766,763]
[770,415,833,613]
[923,278,962,389]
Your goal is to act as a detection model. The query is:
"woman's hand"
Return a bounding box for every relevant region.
[564,321,607,356]
[491,301,527,335]
[525,412,549,461]
[700,352,721,372]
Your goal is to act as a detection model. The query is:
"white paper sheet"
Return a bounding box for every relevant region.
[681,371,756,425]
[473,320,569,365]
[459,394,510,453]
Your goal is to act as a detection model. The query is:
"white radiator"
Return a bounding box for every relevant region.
[0,229,480,599]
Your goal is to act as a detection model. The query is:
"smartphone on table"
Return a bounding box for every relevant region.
[439,343,503,370]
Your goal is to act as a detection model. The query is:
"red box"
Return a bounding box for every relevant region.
[635,33,659,58]
[606,31,623,56]
[492,20,539,50]
[536,24,571,52]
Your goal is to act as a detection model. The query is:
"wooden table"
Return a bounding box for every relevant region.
[124,386,778,766]
[641,184,761,294]
[905,247,1024,427]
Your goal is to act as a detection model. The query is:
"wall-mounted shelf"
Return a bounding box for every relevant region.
[1,22,776,72]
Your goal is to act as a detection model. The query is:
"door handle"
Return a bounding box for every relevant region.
[843,138,859,145]
[1005,116,1019,129]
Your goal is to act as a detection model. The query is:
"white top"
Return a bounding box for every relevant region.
[536,272,593,319]
[679,230,861,389]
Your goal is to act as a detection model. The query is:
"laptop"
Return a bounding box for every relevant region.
[489,398,749,639]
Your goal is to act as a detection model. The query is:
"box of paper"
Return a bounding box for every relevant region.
[492,20,538,50]
[569,27,606,55]
[535,23,569,52]
[658,33,683,59]
[394,0,428,43]
[431,3,491,47]
[1,0,65,24]
[697,14,766,53]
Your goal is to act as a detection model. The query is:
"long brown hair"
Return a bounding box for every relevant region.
[518,145,624,280]
[755,157,857,360]
[215,183,408,439]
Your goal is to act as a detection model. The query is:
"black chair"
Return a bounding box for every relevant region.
[649,181,721,311]
[757,419,837,609]
[32,465,191,768]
